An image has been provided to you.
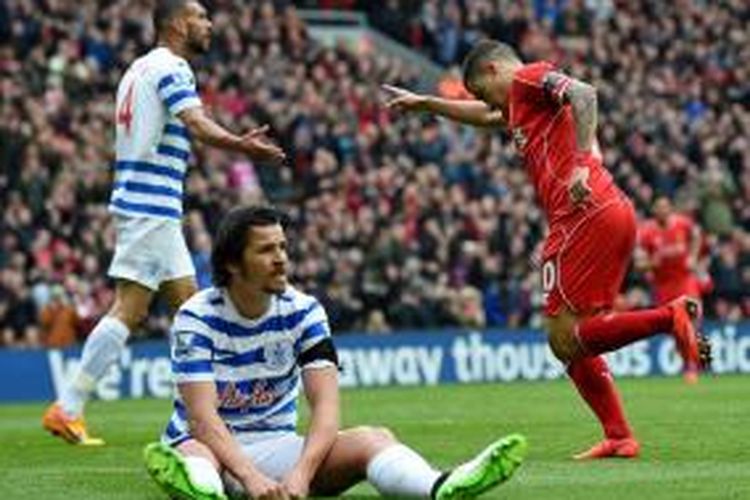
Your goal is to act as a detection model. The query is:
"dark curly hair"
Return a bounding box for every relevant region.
[211,205,289,287]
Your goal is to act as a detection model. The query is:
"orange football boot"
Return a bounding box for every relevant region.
[42,403,104,446]
[668,296,712,381]
[573,437,640,460]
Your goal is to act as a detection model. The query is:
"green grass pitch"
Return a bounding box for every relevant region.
[1,375,749,499]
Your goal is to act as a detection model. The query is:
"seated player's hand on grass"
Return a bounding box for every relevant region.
[382,84,427,112]
[281,467,311,499]
[244,471,290,500]
[239,125,286,165]
[568,165,592,206]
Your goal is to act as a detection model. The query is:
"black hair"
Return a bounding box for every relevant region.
[211,205,289,287]
[462,39,521,87]
[153,0,191,35]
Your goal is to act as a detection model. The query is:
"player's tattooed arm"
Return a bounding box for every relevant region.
[542,72,598,152]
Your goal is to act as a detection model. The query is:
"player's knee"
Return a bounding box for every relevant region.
[338,426,398,473]
[546,320,579,363]
[351,426,398,461]
[370,426,397,445]
[109,301,147,330]
[353,425,397,447]
[546,309,583,358]
[111,308,147,331]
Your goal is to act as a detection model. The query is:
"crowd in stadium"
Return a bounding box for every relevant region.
[0,0,748,348]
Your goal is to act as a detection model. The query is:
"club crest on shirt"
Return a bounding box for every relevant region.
[512,127,528,149]
[174,331,194,357]
[265,339,294,370]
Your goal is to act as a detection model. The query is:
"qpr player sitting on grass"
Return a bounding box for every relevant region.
[143,206,527,500]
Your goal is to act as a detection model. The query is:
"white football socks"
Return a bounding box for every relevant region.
[366,444,442,498]
[184,456,225,495]
[59,316,130,416]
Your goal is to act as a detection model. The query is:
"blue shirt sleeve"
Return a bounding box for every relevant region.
[155,63,202,116]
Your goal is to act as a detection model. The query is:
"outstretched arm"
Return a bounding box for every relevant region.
[382,84,506,128]
[542,72,598,152]
[178,107,286,165]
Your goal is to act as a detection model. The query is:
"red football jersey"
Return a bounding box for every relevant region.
[638,214,695,287]
[507,62,621,256]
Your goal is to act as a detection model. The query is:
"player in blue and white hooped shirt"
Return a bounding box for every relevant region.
[144,206,527,500]
[43,0,285,446]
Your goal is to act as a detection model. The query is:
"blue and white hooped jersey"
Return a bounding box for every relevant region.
[111,47,202,221]
[163,286,333,445]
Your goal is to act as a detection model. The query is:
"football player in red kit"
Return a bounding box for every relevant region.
[384,40,710,459]
[638,196,709,305]
[637,196,712,381]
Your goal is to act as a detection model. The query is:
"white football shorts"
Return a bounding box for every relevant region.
[221,432,305,494]
[108,215,195,290]
[238,432,305,480]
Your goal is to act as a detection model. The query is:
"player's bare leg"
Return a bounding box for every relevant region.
[160,276,199,316]
[146,428,432,499]
[308,426,399,496]
[311,426,526,499]
[145,425,525,498]
[43,279,153,445]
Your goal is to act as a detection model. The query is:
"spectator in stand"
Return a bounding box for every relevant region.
[0,1,747,343]
[39,285,80,348]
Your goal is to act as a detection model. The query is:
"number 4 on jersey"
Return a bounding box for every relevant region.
[117,82,135,133]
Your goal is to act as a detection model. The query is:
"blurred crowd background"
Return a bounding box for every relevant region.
[1,0,748,348]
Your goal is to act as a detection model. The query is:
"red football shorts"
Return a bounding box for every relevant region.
[542,198,637,317]
[653,275,703,305]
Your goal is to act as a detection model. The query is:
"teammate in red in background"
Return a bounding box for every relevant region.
[384,40,711,460]
[637,196,710,305]
[636,196,713,381]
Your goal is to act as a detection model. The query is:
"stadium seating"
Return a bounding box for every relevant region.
[0,0,747,347]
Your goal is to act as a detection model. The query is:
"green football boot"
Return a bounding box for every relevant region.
[144,442,227,500]
[435,433,527,500]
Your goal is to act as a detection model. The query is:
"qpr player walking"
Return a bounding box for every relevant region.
[43,0,285,445]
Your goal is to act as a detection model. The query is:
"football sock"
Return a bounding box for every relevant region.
[183,455,225,494]
[367,444,442,497]
[59,316,130,417]
[575,307,672,355]
[567,356,631,439]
